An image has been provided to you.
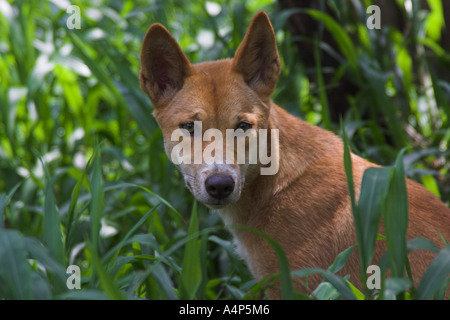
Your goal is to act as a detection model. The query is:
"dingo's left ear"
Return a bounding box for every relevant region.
[233,11,280,97]
[140,24,193,106]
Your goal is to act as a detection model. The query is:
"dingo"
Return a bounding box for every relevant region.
[139,11,450,298]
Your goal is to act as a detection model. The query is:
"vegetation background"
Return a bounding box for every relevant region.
[0,0,448,300]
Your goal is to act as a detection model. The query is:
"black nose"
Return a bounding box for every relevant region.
[205,175,235,199]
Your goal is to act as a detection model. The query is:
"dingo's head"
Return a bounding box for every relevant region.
[139,11,280,209]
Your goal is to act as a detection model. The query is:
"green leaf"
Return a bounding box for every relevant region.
[65,166,89,255]
[240,226,294,300]
[0,230,33,299]
[42,159,65,265]
[24,237,68,295]
[357,166,393,268]
[293,268,356,300]
[314,38,331,130]
[209,235,250,277]
[383,278,413,300]
[420,172,441,199]
[180,201,202,299]
[341,119,367,286]
[328,244,355,274]
[58,289,108,300]
[417,245,450,300]
[66,31,127,144]
[53,65,84,116]
[152,263,178,300]
[88,243,126,300]
[307,9,358,74]
[346,280,365,300]
[359,61,406,147]
[102,203,160,263]
[136,184,184,227]
[96,45,154,139]
[425,0,445,41]
[319,271,356,300]
[383,149,409,279]
[89,146,104,253]
[341,118,356,217]
[407,237,440,254]
[313,282,340,300]
[0,180,23,228]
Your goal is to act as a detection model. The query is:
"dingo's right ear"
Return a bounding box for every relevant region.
[140,24,193,106]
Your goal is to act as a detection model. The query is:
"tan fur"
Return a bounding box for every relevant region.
[140,11,450,298]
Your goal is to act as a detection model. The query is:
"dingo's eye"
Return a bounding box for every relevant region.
[236,121,252,132]
[179,122,195,135]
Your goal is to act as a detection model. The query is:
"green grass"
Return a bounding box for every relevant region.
[0,0,449,300]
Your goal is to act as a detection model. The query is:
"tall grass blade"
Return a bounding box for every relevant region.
[197,231,209,299]
[24,237,68,295]
[65,168,89,255]
[314,38,331,130]
[0,181,22,228]
[180,201,202,299]
[90,146,104,254]
[425,0,445,41]
[293,268,356,300]
[97,45,154,139]
[66,31,126,142]
[137,184,184,227]
[383,149,409,279]
[102,203,161,263]
[152,263,179,300]
[417,245,450,299]
[88,243,126,300]
[233,225,293,300]
[328,245,355,274]
[341,119,356,214]
[341,119,365,283]
[0,230,33,299]
[307,9,359,75]
[407,237,440,254]
[383,278,413,300]
[357,167,392,268]
[42,159,65,265]
[209,235,250,278]
[359,63,406,147]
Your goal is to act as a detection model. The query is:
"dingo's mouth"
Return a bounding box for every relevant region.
[203,202,229,210]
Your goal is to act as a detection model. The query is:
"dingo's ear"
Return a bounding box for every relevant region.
[140,24,193,106]
[233,11,280,97]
